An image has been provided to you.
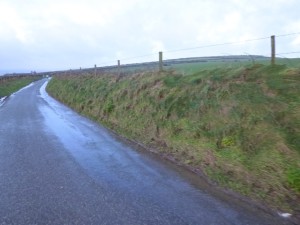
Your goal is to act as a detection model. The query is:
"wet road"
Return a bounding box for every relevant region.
[0,79,292,225]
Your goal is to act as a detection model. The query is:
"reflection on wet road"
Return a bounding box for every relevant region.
[0,79,291,224]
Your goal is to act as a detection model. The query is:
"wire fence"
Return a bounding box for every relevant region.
[92,32,300,72]
[3,32,300,77]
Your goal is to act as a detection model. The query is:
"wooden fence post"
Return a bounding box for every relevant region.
[159,51,163,72]
[271,35,276,65]
[118,60,121,75]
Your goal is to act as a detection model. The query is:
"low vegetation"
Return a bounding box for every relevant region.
[47,64,300,214]
[0,76,41,98]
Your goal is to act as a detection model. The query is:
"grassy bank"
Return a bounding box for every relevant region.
[0,76,41,98]
[47,64,300,214]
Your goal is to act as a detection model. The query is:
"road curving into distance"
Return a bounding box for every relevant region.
[0,79,293,225]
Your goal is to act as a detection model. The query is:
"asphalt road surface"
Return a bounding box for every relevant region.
[0,79,293,225]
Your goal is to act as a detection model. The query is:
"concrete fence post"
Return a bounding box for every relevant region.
[271,35,276,65]
[159,51,163,72]
[94,64,97,76]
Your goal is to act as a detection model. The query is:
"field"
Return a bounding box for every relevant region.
[169,57,300,75]
[47,60,300,215]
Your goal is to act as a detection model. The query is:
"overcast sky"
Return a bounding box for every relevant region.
[0,0,299,74]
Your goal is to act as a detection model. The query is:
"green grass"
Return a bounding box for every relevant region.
[288,167,300,192]
[47,63,300,213]
[0,76,41,98]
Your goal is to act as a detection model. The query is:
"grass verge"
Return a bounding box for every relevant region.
[0,76,41,98]
[47,64,300,215]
